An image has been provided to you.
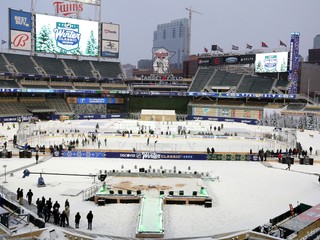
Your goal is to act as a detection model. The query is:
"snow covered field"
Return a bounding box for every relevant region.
[0,119,319,239]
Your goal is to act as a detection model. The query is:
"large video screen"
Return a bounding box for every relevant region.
[35,14,99,56]
[255,52,288,73]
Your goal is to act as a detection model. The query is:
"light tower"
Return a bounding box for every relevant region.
[185,6,202,58]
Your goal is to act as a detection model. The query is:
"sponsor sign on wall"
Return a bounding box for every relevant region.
[10,30,31,51]
[35,14,99,56]
[224,56,239,65]
[239,54,255,64]
[210,57,224,66]
[101,40,119,58]
[9,9,32,32]
[102,23,120,41]
[255,52,288,73]
[76,98,124,104]
[198,58,211,67]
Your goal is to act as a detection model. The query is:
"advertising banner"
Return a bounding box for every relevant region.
[210,57,224,66]
[35,14,99,56]
[255,52,288,73]
[102,23,120,41]
[61,150,207,160]
[75,114,127,119]
[239,54,255,64]
[10,30,32,51]
[101,40,119,58]
[198,58,211,67]
[76,98,124,104]
[223,56,239,65]
[187,115,259,125]
[9,9,32,32]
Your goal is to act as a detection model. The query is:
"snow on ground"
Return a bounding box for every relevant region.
[0,119,319,239]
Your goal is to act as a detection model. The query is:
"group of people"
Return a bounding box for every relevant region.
[206,147,215,154]
[16,189,94,230]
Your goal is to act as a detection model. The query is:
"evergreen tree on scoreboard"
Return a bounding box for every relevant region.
[36,25,56,53]
[85,30,98,56]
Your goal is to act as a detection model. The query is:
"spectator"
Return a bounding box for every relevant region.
[75,212,81,228]
[53,208,60,225]
[86,210,93,230]
[53,201,60,210]
[211,147,215,154]
[309,146,313,155]
[16,188,20,201]
[286,156,291,170]
[60,210,67,227]
[35,152,39,164]
[18,189,24,205]
[65,199,70,208]
[26,189,33,205]
[65,206,70,226]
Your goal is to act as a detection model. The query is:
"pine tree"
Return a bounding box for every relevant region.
[85,30,98,56]
[36,25,56,53]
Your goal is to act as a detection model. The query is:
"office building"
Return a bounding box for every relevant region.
[153,18,189,70]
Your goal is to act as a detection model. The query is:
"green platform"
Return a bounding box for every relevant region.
[136,196,164,238]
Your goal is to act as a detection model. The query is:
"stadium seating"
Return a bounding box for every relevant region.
[91,61,123,79]
[189,68,215,92]
[0,79,20,88]
[275,78,290,88]
[73,82,101,90]
[249,76,275,93]
[0,54,10,73]
[4,53,38,75]
[286,103,306,111]
[49,81,74,89]
[33,56,67,77]
[63,59,95,78]
[46,98,73,114]
[20,80,49,89]
[207,71,243,91]
[101,83,128,90]
[237,75,274,93]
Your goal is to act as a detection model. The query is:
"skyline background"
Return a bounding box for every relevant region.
[1,0,319,66]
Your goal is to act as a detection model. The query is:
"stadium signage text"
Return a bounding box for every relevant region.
[53,1,84,16]
[140,75,183,80]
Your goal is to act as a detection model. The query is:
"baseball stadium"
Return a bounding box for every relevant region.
[0,1,320,240]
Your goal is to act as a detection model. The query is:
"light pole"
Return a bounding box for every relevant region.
[3,165,7,183]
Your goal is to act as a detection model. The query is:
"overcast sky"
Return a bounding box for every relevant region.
[1,0,319,65]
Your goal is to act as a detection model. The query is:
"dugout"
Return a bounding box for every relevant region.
[140,109,176,121]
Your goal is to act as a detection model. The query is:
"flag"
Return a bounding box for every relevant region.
[246,44,252,49]
[217,47,223,52]
[280,40,286,47]
[204,47,208,53]
[261,41,268,48]
[1,40,7,45]
[232,45,239,50]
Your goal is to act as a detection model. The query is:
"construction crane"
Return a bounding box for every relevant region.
[185,6,202,57]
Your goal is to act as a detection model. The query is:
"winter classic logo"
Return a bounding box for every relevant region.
[263,55,277,72]
[53,22,81,52]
